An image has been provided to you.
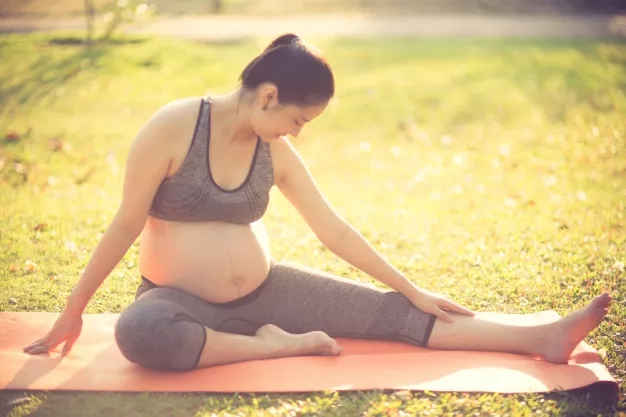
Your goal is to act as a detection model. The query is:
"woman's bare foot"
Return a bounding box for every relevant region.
[255,324,343,358]
[541,292,611,363]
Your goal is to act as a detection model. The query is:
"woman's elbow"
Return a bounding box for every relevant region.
[318,220,351,251]
[110,211,147,240]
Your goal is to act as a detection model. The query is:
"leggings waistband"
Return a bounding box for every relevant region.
[140,273,271,309]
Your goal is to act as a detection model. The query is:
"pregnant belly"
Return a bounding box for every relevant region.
[138,217,272,303]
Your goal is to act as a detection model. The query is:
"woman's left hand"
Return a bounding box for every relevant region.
[410,289,476,323]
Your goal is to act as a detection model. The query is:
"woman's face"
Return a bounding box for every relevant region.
[251,85,328,142]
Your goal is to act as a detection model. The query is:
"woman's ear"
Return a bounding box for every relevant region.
[259,83,279,110]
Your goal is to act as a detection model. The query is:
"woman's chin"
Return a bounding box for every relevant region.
[260,134,283,142]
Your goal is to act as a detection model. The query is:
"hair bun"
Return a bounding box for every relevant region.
[240,32,333,106]
[265,33,300,51]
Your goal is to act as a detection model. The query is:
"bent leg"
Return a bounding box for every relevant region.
[115,286,341,370]
[115,292,208,370]
[198,324,341,368]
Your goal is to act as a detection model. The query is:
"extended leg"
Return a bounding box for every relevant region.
[427,293,611,362]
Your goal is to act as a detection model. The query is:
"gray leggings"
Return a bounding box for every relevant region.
[114,261,436,371]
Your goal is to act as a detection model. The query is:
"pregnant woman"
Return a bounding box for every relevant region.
[24,34,611,371]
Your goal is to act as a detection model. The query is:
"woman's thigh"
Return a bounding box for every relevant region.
[131,261,435,346]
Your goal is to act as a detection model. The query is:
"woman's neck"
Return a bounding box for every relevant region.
[210,88,258,145]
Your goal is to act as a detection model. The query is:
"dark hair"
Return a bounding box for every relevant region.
[239,34,334,106]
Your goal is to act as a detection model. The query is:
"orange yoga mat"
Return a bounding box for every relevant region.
[0,312,619,396]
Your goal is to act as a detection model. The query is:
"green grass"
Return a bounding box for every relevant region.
[0,33,625,416]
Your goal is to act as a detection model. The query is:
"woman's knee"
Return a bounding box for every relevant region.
[115,291,206,371]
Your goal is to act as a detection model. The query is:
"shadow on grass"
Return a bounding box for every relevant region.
[0,37,131,110]
[48,36,147,46]
[0,391,209,417]
[544,383,620,415]
[193,37,249,47]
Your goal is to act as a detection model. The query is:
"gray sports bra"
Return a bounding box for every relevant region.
[149,98,275,224]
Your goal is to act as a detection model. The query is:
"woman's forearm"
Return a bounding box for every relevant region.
[324,222,422,300]
[65,223,140,314]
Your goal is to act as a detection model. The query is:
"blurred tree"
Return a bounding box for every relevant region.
[83,0,154,45]
[210,0,224,13]
[84,0,96,45]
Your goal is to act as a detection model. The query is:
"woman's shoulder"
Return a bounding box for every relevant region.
[149,96,205,129]
[131,97,205,158]
[268,136,309,184]
[269,136,301,157]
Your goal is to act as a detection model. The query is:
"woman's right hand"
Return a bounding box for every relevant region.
[23,310,83,356]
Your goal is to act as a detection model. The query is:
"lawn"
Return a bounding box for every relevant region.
[0,32,624,416]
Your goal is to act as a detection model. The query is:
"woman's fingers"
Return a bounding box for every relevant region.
[24,340,51,355]
[435,308,454,323]
[23,338,45,352]
[430,299,476,324]
[61,334,79,356]
[45,338,63,352]
[442,300,475,316]
[23,338,50,354]
[28,345,49,355]
[24,335,65,355]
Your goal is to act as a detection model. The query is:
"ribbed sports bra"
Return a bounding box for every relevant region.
[149,98,275,224]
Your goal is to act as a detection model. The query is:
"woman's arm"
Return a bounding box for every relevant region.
[272,137,474,322]
[272,138,419,298]
[24,102,183,356]
[66,105,178,314]
[66,223,142,315]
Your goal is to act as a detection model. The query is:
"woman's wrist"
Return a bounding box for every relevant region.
[385,274,423,302]
[403,285,425,303]
[64,289,87,316]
